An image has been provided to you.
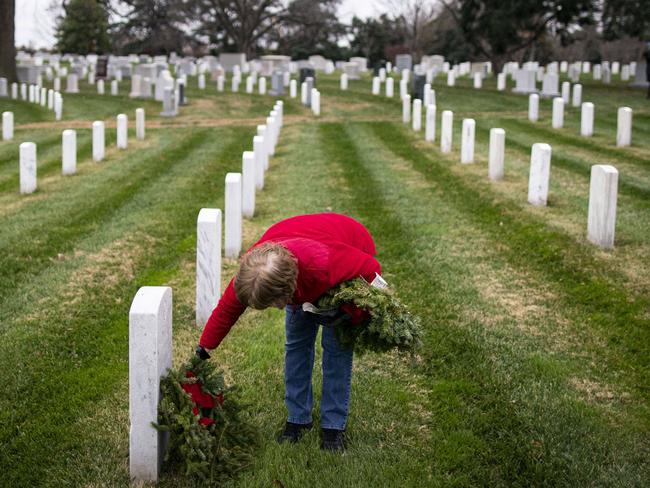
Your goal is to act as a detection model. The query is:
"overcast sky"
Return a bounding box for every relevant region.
[15,0,386,49]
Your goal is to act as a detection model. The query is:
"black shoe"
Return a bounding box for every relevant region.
[277,421,313,444]
[320,428,346,452]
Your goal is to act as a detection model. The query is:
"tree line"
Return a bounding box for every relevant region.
[0,0,647,82]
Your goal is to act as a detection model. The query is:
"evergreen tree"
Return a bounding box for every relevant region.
[444,0,598,73]
[55,0,111,54]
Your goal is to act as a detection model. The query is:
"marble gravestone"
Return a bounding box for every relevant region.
[461,118,476,164]
[528,143,552,206]
[440,110,453,153]
[62,129,76,175]
[587,165,619,249]
[129,286,172,483]
[224,173,242,259]
[488,128,505,181]
[196,209,222,326]
[20,142,37,194]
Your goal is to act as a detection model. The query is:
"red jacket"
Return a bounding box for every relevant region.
[199,213,381,349]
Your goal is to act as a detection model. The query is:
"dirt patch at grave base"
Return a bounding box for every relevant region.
[568,376,632,406]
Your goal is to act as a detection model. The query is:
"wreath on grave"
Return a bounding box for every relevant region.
[153,355,258,483]
[315,278,423,355]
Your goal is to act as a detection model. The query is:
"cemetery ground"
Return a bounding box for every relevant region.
[0,72,649,487]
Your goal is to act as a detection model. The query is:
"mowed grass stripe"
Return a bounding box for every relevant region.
[366,121,650,403]
[0,129,204,306]
[0,130,97,193]
[316,122,649,486]
[0,130,62,166]
[0,126,251,486]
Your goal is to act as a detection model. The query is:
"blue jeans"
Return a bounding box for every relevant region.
[284,305,354,430]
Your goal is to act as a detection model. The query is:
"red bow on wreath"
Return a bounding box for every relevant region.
[182,371,225,427]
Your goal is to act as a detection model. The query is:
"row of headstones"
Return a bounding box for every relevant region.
[527,93,633,146]
[3,109,146,194]
[401,97,619,249]
[0,78,64,120]
[130,101,283,482]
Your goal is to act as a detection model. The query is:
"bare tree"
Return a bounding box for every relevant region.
[0,0,17,82]
[381,0,439,58]
[191,0,287,57]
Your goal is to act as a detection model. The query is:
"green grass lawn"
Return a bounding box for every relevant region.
[0,69,649,487]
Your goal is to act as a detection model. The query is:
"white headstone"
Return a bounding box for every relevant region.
[2,111,13,141]
[0,77,7,97]
[246,76,254,93]
[528,143,552,206]
[217,75,224,92]
[111,80,118,95]
[253,135,265,190]
[11,82,18,99]
[412,99,422,131]
[290,79,297,98]
[473,73,482,89]
[572,83,582,107]
[259,77,267,95]
[529,94,539,122]
[92,121,105,161]
[461,118,475,164]
[402,94,411,124]
[488,128,505,181]
[242,151,256,218]
[20,142,37,194]
[40,87,47,106]
[198,73,206,89]
[300,81,307,104]
[447,71,455,86]
[311,89,320,116]
[62,129,76,175]
[440,110,453,153]
[130,74,142,98]
[257,125,269,170]
[97,79,105,94]
[580,102,594,137]
[386,77,394,97]
[54,92,63,121]
[224,173,242,258]
[372,76,380,95]
[425,104,436,142]
[117,114,128,149]
[20,83,27,100]
[128,286,172,483]
[587,165,618,249]
[612,62,620,75]
[497,72,506,91]
[423,83,432,105]
[561,81,570,104]
[621,65,630,81]
[340,73,348,90]
[196,209,222,326]
[541,72,560,97]
[616,107,632,147]
[66,74,79,93]
[136,108,145,140]
[552,97,564,129]
[47,89,54,109]
[161,87,176,117]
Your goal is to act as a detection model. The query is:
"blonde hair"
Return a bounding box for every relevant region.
[234,242,298,309]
